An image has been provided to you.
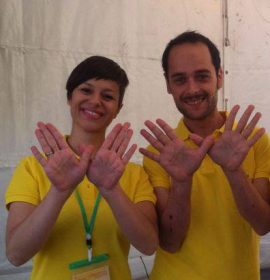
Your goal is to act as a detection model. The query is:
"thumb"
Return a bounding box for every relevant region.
[198,135,215,155]
[189,133,204,146]
[80,145,95,168]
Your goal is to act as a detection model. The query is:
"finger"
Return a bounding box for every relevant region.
[156,119,178,141]
[144,120,170,145]
[80,145,95,169]
[117,129,133,158]
[102,123,123,149]
[198,135,215,155]
[189,133,204,146]
[242,112,261,139]
[31,146,47,167]
[247,128,265,147]
[122,144,137,165]
[37,122,60,152]
[235,105,255,133]
[225,105,240,131]
[111,122,130,152]
[35,129,55,157]
[139,147,160,162]
[46,123,69,149]
[140,129,164,151]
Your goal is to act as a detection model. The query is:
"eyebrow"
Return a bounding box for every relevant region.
[195,69,211,74]
[82,82,117,93]
[171,69,211,78]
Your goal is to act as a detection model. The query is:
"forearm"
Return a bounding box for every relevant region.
[158,178,192,253]
[224,168,270,235]
[101,186,158,255]
[6,187,70,266]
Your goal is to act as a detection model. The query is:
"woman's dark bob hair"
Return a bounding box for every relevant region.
[66,56,129,106]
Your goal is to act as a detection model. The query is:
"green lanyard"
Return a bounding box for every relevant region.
[75,190,101,261]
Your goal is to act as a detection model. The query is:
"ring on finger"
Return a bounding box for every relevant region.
[45,151,54,157]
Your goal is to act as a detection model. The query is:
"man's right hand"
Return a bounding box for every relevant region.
[140,119,214,182]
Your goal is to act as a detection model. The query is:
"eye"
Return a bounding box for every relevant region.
[80,87,92,95]
[196,73,210,82]
[102,93,115,101]
[173,76,187,85]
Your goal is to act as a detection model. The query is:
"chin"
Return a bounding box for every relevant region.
[178,101,217,120]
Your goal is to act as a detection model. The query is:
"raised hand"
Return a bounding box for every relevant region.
[87,123,137,195]
[139,119,214,182]
[208,105,265,171]
[31,122,93,193]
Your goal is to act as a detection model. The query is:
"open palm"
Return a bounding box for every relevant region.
[210,105,265,171]
[87,123,137,194]
[31,122,92,192]
[140,119,214,182]
[209,131,249,171]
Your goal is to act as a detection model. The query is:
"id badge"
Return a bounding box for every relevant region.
[69,254,110,280]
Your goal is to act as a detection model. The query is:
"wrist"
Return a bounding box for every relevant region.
[49,185,72,203]
[222,166,242,175]
[99,184,121,200]
[172,175,193,186]
[171,177,192,197]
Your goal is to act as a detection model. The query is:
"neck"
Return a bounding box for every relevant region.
[183,110,225,138]
[67,127,105,156]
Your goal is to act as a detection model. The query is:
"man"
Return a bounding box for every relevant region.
[140,31,270,279]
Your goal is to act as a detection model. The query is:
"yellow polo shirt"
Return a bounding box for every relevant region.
[6,157,156,280]
[144,117,270,280]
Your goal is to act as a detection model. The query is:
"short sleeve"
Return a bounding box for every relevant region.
[120,163,156,204]
[143,145,170,189]
[253,132,270,179]
[5,157,43,208]
[133,165,157,204]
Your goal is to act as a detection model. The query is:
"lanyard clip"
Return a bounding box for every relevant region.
[86,233,92,247]
[86,233,92,261]
[88,247,92,261]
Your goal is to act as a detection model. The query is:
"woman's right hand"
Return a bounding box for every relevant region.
[31,122,93,193]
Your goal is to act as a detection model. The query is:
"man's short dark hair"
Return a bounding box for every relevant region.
[162,31,221,78]
[66,56,129,106]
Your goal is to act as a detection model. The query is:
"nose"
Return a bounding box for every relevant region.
[186,77,199,94]
[89,92,102,106]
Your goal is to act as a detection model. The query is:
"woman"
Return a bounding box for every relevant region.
[5,56,158,279]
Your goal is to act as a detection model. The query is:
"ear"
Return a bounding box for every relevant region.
[217,68,223,90]
[164,74,172,95]
[114,103,123,118]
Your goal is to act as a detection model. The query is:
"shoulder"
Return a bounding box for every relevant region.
[122,162,147,178]
[121,162,156,203]
[120,162,150,189]
[15,155,45,176]
[5,156,46,207]
[252,129,270,154]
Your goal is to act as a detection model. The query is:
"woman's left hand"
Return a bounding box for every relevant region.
[87,123,137,195]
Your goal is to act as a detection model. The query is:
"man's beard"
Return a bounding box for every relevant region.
[176,90,218,121]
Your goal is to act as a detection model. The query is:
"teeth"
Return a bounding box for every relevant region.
[84,109,99,116]
[185,96,205,105]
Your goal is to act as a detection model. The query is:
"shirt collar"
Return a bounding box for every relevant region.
[175,111,230,140]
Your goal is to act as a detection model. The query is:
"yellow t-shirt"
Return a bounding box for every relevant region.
[144,118,270,280]
[5,156,156,280]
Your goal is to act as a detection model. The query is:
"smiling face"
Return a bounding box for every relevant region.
[166,42,222,121]
[68,78,121,134]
